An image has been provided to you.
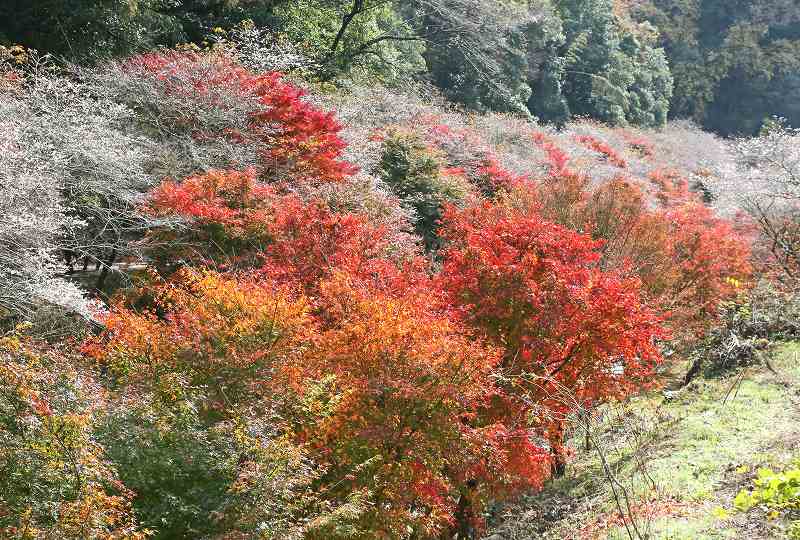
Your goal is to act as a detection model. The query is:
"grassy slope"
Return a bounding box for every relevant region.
[489,343,800,539]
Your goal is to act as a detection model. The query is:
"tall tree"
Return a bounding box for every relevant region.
[633,0,800,134]
[553,0,673,126]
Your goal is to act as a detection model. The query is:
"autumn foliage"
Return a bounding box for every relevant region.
[125,51,354,183]
[145,168,421,296]
[438,198,665,470]
[62,50,755,538]
[289,274,509,535]
[575,134,628,168]
[0,333,145,539]
[581,172,751,337]
[82,269,311,410]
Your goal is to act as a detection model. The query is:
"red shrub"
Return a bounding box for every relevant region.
[586,175,752,338]
[146,168,422,293]
[474,156,530,194]
[249,72,356,183]
[574,134,628,168]
[531,131,571,175]
[127,51,355,184]
[258,196,423,294]
[438,199,665,469]
[145,168,278,269]
[286,273,522,536]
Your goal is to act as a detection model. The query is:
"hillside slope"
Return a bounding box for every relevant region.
[488,343,800,539]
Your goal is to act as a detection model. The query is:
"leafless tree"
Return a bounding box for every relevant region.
[712,120,800,282]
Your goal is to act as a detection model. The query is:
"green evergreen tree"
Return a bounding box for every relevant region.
[420,0,536,115]
[553,0,673,127]
[525,1,571,125]
[633,0,800,134]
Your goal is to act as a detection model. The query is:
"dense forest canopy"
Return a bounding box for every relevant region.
[1,0,798,134]
[2,2,800,539]
[631,0,800,134]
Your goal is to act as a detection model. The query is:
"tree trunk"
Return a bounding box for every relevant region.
[549,423,567,477]
[95,248,117,293]
[63,249,75,274]
[446,482,477,539]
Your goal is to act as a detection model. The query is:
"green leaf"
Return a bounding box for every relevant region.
[734,489,755,511]
[757,467,776,479]
[712,506,731,519]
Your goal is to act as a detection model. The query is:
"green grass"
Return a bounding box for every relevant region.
[600,342,800,539]
[491,342,800,539]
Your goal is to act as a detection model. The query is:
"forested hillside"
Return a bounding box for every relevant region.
[1,2,799,539]
[2,0,799,133]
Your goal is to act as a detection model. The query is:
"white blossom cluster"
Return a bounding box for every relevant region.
[0,89,89,317]
[213,22,310,75]
[717,122,800,209]
[0,55,155,319]
[709,121,800,279]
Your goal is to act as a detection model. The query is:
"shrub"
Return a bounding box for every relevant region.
[82,270,367,538]
[145,168,421,292]
[98,397,344,539]
[0,330,145,539]
[438,197,665,472]
[287,272,548,538]
[113,50,355,184]
[712,121,800,284]
[733,460,800,539]
[0,53,154,317]
[574,134,628,168]
[378,130,473,250]
[535,169,752,340]
[82,269,310,408]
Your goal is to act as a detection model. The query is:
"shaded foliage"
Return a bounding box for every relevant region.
[633,0,800,134]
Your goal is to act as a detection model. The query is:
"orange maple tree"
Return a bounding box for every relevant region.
[438,197,666,472]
